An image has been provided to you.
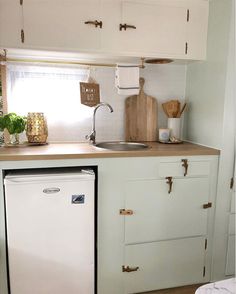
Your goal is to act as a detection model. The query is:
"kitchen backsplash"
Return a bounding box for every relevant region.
[8,63,186,143]
[81,64,186,143]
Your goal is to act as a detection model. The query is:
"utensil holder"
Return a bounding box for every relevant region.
[167,118,182,139]
[26,112,48,143]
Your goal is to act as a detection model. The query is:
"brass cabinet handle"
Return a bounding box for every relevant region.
[122,265,139,272]
[119,23,136,31]
[166,176,173,194]
[181,159,188,176]
[84,20,103,28]
[120,209,134,215]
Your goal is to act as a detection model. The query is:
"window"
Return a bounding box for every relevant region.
[7,64,93,141]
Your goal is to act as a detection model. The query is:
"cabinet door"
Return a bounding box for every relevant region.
[0,0,22,47]
[115,1,187,57]
[186,1,209,60]
[124,178,209,244]
[124,237,206,293]
[22,0,102,51]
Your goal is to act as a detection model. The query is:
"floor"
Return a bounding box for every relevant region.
[142,284,203,294]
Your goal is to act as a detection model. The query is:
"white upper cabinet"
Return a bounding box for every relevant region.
[0,0,22,48]
[186,0,209,59]
[113,1,188,58]
[22,0,102,51]
[0,0,209,60]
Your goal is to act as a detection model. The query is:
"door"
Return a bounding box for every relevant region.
[22,0,102,51]
[124,237,206,293]
[0,0,22,47]
[116,1,188,56]
[124,178,209,244]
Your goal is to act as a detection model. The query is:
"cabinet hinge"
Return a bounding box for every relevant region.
[20,0,23,5]
[187,9,190,22]
[230,177,234,189]
[203,202,212,209]
[205,239,208,250]
[120,209,134,216]
[185,42,188,54]
[122,265,139,272]
[203,266,206,277]
[21,29,25,43]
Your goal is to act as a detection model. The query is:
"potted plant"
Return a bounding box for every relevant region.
[0,113,26,145]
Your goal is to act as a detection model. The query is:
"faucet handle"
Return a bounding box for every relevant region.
[85,131,96,144]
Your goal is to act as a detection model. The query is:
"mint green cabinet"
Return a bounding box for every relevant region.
[124,177,209,244]
[120,156,218,293]
[0,155,218,294]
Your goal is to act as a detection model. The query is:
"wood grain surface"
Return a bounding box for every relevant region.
[125,78,157,142]
[0,142,220,161]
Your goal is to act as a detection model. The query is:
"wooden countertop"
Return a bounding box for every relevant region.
[0,142,220,161]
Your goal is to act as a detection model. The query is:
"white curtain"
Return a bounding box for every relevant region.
[7,63,93,142]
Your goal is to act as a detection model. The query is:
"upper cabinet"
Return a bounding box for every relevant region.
[23,0,102,51]
[110,1,188,58]
[0,0,22,48]
[0,0,209,60]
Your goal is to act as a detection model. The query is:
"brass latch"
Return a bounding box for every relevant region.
[120,209,134,215]
[122,265,139,272]
[84,20,103,28]
[181,159,188,176]
[203,202,212,209]
[166,176,173,194]
[120,23,136,31]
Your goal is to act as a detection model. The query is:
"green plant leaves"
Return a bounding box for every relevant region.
[0,113,26,134]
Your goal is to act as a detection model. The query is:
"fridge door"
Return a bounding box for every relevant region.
[4,170,95,294]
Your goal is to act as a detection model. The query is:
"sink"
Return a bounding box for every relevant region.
[95,141,149,151]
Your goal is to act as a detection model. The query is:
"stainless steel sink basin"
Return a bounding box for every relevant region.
[95,141,149,151]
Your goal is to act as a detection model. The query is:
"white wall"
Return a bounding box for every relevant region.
[185,0,232,149]
[94,63,186,143]
[7,62,186,143]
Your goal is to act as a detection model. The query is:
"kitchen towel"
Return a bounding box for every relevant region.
[115,63,140,95]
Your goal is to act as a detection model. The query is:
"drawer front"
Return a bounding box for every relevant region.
[124,237,206,294]
[158,159,210,177]
[124,178,209,244]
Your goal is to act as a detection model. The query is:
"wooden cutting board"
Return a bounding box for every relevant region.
[125,78,158,141]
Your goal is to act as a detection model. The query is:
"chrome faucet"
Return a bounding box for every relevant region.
[86,102,113,144]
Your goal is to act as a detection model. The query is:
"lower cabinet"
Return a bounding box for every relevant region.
[124,178,209,244]
[124,237,205,294]
[116,156,218,294]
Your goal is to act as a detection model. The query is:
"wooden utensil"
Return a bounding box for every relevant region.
[163,100,179,117]
[125,78,158,141]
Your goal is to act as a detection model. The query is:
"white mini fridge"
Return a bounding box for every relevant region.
[4,169,95,294]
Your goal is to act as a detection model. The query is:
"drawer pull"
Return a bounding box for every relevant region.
[119,23,136,31]
[122,265,139,272]
[181,159,188,176]
[203,202,212,209]
[120,209,134,215]
[84,20,103,28]
[166,176,173,194]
